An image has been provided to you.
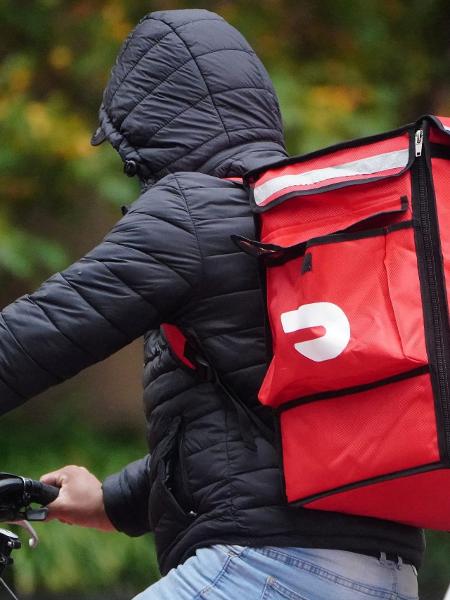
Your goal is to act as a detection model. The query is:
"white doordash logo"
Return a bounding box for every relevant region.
[281,302,350,362]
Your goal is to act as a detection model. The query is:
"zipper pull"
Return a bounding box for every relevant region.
[415,129,424,157]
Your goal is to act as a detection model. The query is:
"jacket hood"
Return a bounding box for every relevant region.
[92,9,286,184]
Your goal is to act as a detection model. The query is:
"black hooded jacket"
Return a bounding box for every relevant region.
[0,9,424,575]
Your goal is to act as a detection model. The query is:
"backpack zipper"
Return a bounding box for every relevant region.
[413,126,450,461]
[415,129,424,157]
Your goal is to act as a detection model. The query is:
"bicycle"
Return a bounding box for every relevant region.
[0,472,59,600]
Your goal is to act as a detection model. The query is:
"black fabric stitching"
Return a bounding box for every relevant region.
[118,209,193,236]
[179,438,235,458]
[120,47,256,130]
[157,128,281,175]
[111,472,135,533]
[199,142,264,178]
[207,250,246,259]
[142,182,221,321]
[140,85,275,152]
[199,215,254,224]
[144,377,199,400]
[108,29,174,106]
[98,13,283,184]
[196,140,286,176]
[203,287,260,303]
[184,441,275,464]
[85,255,160,313]
[103,81,278,181]
[26,295,98,361]
[220,465,278,477]
[197,46,254,57]
[120,469,134,506]
[0,319,28,399]
[58,273,129,339]
[224,124,283,137]
[120,54,200,129]
[185,468,277,496]
[0,312,62,382]
[100,103,148,168]
[156,16,231,145]
[172,174,205,294]
[172,17,224,30]
[0,370,26,400]
[223,387,237,524]
[221,361,267,377]
[150,86,275,144]
[0,372,26,400]
[166,182,239,193]
[200,324,262,342]
[178,176,260,192]
[141,15,224,30]
[141,94,211,146]
[102,239,194,289]
[109,16,222,105]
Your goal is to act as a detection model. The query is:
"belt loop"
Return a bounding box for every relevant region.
[396,555,403,570]
[379,551,387,565]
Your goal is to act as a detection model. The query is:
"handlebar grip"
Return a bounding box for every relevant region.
[28,480,60,506]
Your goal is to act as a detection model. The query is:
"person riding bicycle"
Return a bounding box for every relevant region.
[2,9,422,599]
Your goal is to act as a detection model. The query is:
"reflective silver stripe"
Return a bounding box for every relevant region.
[254,149,409,206]
[444,125,450,132]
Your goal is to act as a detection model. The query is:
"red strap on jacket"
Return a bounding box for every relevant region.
[160,324,196,370]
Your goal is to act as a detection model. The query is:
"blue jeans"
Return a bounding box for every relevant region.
[133,545,419,600]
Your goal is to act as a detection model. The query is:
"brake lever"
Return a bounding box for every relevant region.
[4,506,49,549]
[6,520,39,549]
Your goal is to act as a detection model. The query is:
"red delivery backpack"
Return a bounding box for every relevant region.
[233,115,450,531]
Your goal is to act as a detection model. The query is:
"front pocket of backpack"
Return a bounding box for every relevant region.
[259,221,428,407]
[279,371,439,502]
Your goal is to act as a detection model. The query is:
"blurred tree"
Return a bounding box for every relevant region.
[1,0,449,597]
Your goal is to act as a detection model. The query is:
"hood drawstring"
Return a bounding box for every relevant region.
[124,160,138,177]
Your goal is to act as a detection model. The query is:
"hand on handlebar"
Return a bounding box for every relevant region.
[40,466,116,532]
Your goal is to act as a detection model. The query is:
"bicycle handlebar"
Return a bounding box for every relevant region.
[0,474,59,522]
[27,479,60,506]
[0,475,60,586]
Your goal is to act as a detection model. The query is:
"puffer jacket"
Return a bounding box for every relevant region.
[0,9,425,574]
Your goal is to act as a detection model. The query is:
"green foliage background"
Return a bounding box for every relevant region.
[2,408,155,598]
[1,0,450,598]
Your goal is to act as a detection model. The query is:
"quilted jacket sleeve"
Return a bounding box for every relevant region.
[102,455,152,536]
[0,176,202,415]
